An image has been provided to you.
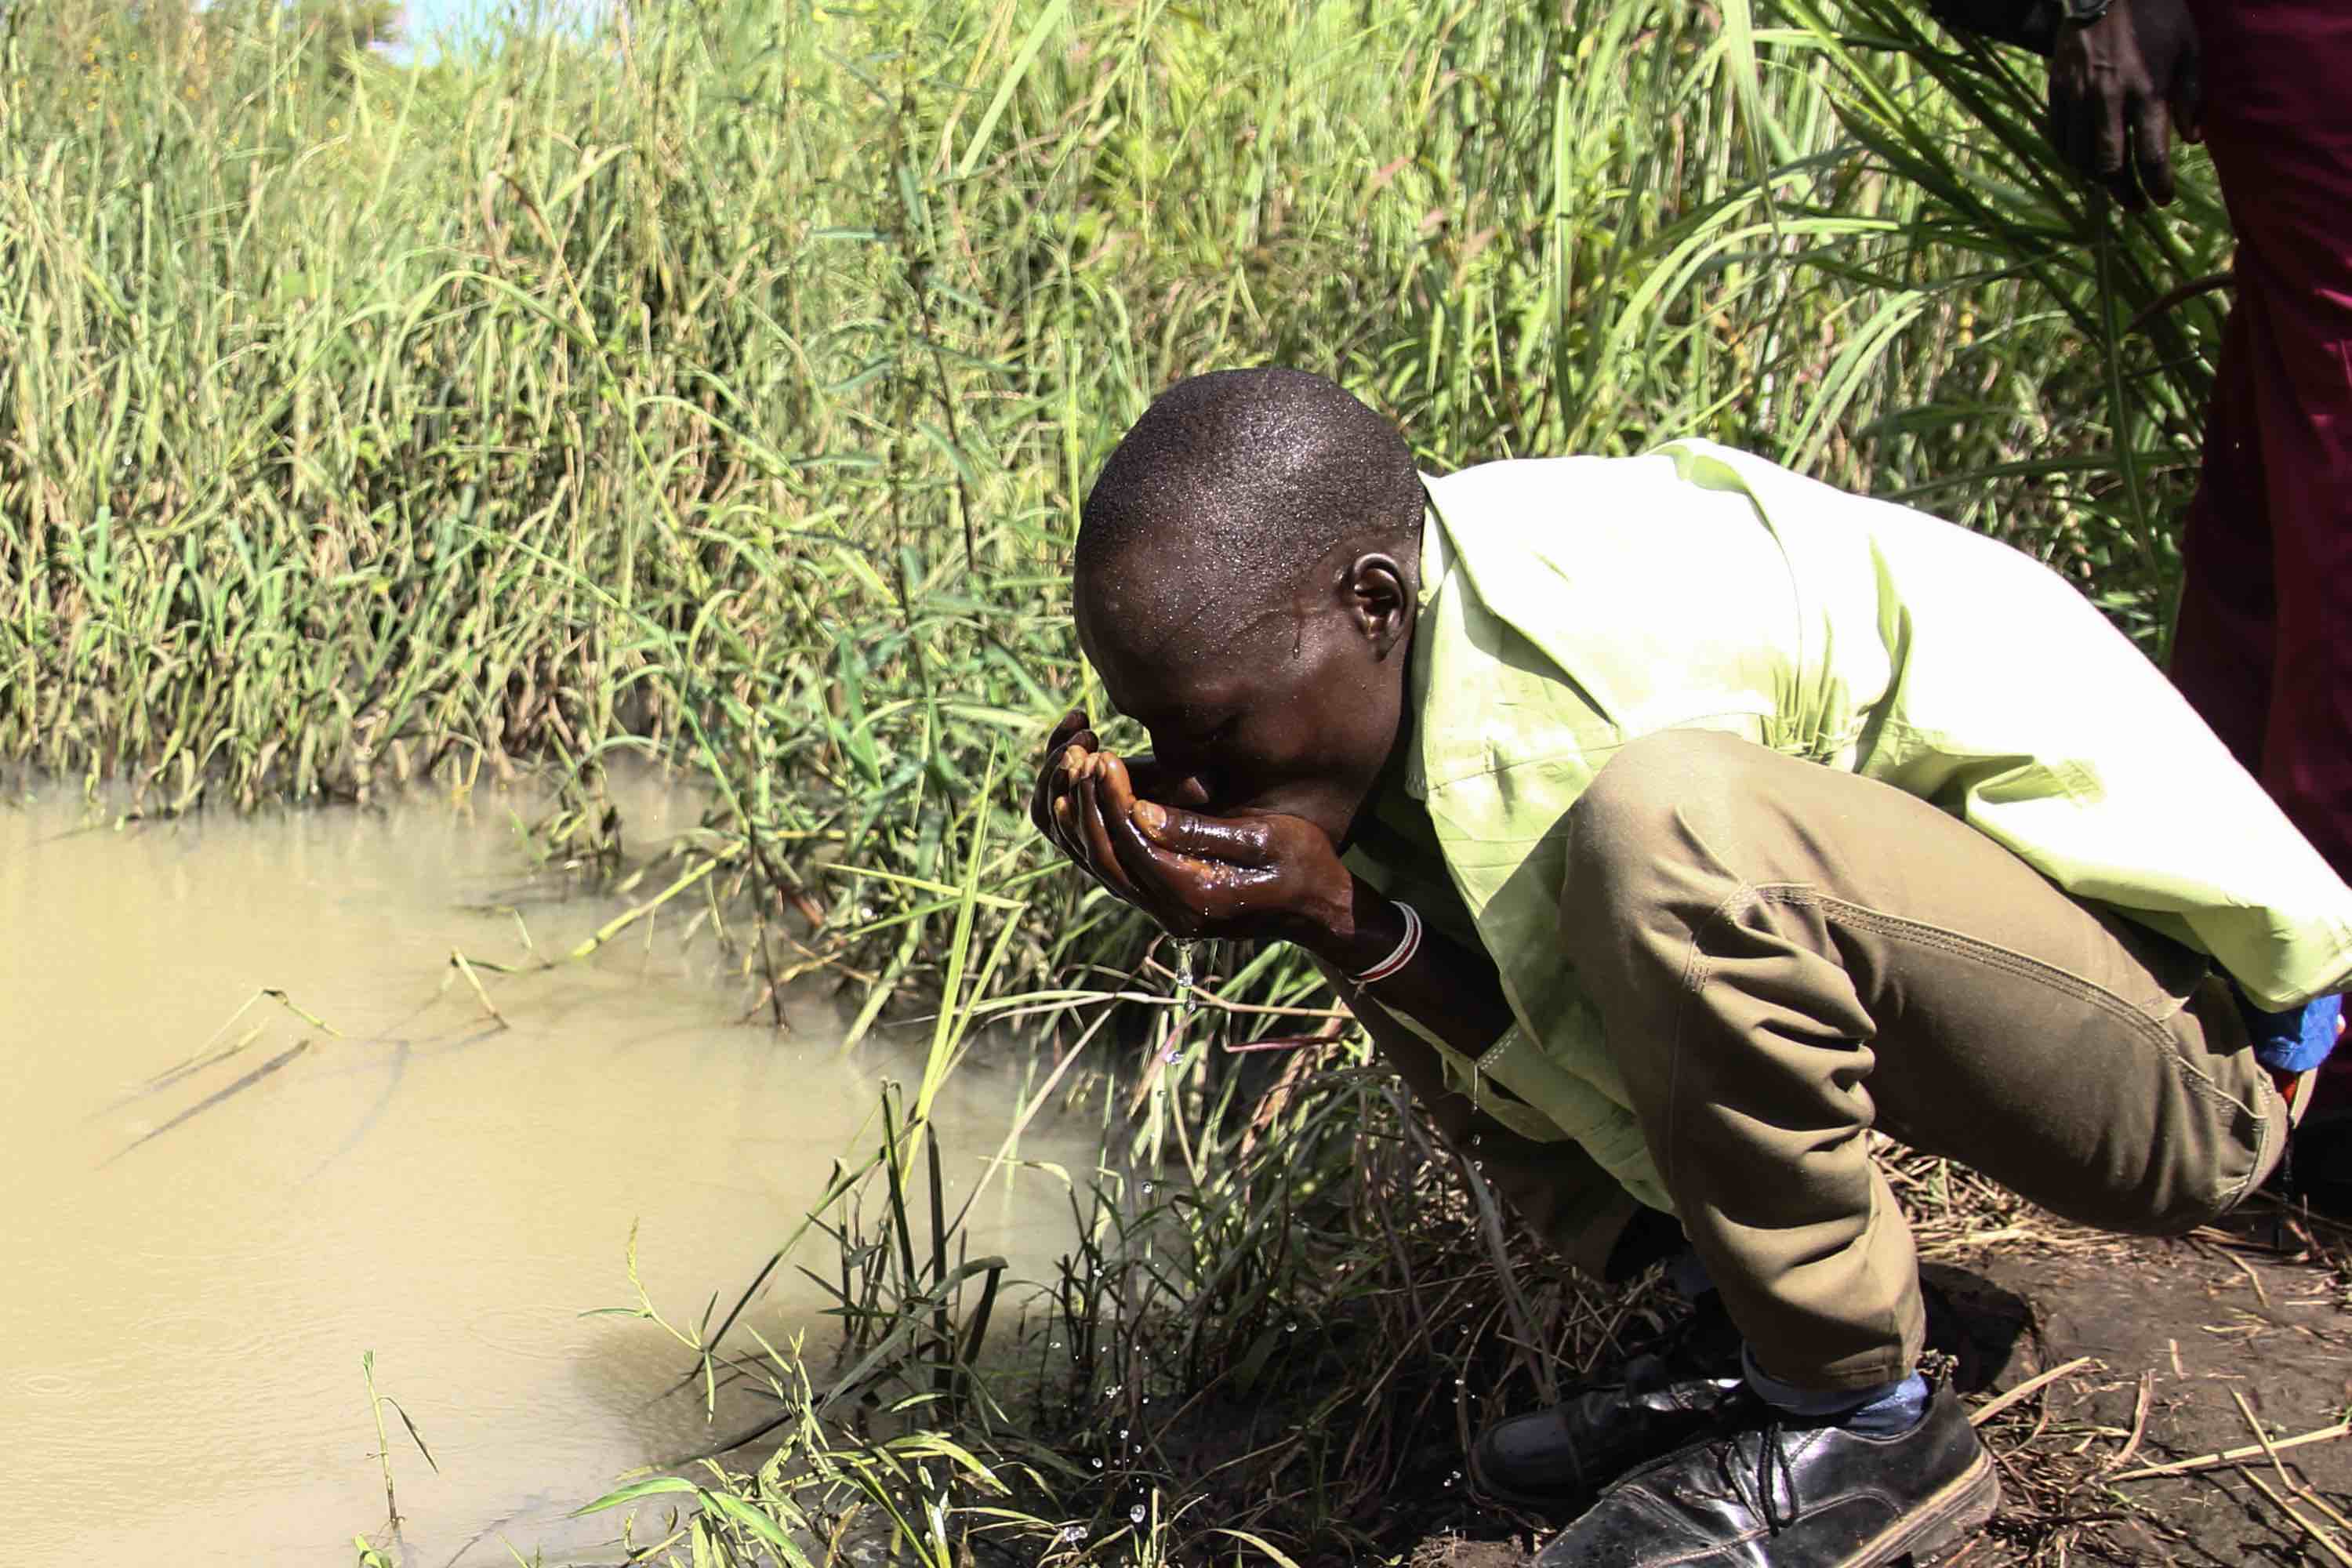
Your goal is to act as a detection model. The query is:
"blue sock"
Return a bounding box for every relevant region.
[1743,1345,1929,1437]
[1671,1250,1931,1436]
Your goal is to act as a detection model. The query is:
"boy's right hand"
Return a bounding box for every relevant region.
[1029,709,1207,877]
[1037,742,1362,951]
[1029,710,1101,862]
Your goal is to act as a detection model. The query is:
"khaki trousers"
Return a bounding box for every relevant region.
[1553,731,2290,1390]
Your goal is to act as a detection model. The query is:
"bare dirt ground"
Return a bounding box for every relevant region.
[1409,1197,2352,1566]
[1945,1202,2352,1566]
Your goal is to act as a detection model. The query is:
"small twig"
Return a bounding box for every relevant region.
[2227,1388,2352,1565]
[2206,1239,2273,1308]
[2301,1490,2352,1543]
[2104,1370,2154,1473]
[2111,1420,2352,1480]
[2239,1468,2352,1568]
[1970,1356,2094,1428]
[2232,1388,2296,1490]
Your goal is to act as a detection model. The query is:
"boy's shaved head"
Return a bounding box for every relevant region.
[1070,368,1425,849]
[1075,368,1424,662]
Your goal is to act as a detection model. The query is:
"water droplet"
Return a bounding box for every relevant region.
[1142,1181,1153,1196]
[1117,1428,1129,1440]
[1091,1457,1103,1468]
[1166,943,1201,1051]
[1285,1321,1297,1334]
[1130,1504,1147,1525]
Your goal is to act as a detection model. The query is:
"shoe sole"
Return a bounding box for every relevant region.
[1842,1446,2002,1568]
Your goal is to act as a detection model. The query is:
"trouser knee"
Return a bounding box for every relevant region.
[1559,729,1772,979]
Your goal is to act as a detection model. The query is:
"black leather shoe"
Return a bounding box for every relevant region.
[1472,1278,1982,1517]
[1468,1291,1748,1514]
[1530,1366,1998,1568]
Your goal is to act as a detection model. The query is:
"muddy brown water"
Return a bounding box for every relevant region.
[2,782,1092,1565]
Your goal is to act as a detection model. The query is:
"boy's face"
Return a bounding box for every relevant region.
[1073,550,1413,850]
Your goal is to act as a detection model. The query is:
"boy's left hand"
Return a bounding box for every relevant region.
[1050,748,1356,950]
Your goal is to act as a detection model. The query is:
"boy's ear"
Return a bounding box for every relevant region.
[1345,554,1414,659]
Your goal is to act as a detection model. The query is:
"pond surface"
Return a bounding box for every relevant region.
[1,782,1089,1565]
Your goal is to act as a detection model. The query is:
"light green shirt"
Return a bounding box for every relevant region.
[1360,439,2352,1213]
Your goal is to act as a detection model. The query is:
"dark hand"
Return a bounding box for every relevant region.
[2049,0,2202,210]
[1047,746,1358,949]
[1029,710,1102,866]
[1031,708,1211,872]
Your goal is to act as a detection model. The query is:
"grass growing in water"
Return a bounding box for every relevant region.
[578,1054,1689,1566]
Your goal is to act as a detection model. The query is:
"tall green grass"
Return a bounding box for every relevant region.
[0,0,2229,1024]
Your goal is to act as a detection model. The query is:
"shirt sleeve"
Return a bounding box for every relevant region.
[1679,441,2352,1011]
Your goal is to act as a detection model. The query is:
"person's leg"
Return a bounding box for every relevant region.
[1559,730,2288,1396]
[2182,0,2352,873]
[1522,731,2284,1566]
[2167,301,2271,775]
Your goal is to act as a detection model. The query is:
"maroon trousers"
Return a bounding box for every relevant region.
[2169,0,2352,883]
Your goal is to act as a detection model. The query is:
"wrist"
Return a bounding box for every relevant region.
[1308,884,1411,982]
[1294,873,1408,974]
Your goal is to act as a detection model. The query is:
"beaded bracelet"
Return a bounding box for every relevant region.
[1350,901,1423,986]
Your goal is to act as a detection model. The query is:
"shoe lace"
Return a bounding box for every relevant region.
[1751,1417,1799,1534]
